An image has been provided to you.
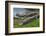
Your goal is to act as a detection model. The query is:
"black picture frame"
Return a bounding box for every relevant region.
[5,1,45,35]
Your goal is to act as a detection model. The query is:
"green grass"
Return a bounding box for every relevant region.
[14,18,40,28]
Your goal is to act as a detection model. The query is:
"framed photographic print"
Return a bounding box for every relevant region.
[5,1,45,35]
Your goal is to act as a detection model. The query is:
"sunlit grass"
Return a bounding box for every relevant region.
[14,18,40,28]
